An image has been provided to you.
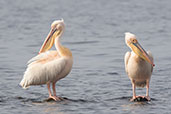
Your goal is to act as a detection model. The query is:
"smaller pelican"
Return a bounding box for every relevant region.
[20,19,73,101]
[124,32,155,101]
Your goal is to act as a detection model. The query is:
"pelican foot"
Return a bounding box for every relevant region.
[130,96,137,102]
[48,95,62,101]
[131,96,150,102]
[144,96,151,101]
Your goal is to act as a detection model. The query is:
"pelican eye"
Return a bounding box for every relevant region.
[132,39,137,43]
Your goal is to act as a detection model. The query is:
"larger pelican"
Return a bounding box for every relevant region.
[124,32,155,101]
[20,19,73,101]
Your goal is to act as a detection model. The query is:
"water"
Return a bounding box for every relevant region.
[0,0,171,113]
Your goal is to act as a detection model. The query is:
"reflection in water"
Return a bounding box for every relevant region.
[16,96,95,104]
[44,107,65,114]
[121,102,153,114]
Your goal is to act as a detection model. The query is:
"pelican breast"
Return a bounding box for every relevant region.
[125,51,153,86]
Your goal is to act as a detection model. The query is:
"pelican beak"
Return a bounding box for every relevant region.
[131,42,155,67]
[39,28,60,53]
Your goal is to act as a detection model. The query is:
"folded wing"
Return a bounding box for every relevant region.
[20,51,66,89]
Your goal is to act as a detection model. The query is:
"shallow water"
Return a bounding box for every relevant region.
[0,0,171,113]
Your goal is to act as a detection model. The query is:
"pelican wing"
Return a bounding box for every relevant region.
[27,50,59,65]
[124,51,131,74]
[147,51,154,72]
[20,51,67,89]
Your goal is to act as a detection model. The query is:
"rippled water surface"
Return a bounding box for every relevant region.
[0,0,171,113]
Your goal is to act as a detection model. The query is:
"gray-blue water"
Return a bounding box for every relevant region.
[0,0,171,113]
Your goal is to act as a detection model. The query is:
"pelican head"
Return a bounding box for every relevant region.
[39,19,65,53]
[125,32,155,67]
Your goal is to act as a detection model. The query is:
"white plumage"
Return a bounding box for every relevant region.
[125,51,153,87]
[20,20,73,101]
[124,32,154,101]
[20,52,71,88]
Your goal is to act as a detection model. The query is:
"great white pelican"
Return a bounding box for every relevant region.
[20,19,73,101]
[124,32,155,101]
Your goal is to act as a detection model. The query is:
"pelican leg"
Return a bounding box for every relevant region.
[47,82,52,97]
[131,80,137,101]
[145,80,151,101]
[52,82,61,101]
[47,82,59,101]
[52,82,57,96]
